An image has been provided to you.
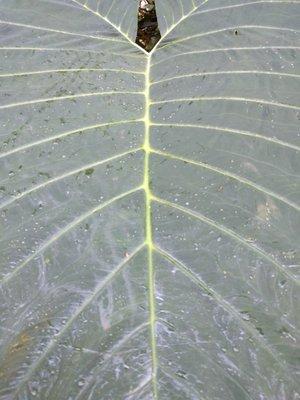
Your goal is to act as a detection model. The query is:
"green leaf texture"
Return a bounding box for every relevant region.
[0,0,299,399]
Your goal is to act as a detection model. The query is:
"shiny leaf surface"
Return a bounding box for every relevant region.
[0,0,299,399]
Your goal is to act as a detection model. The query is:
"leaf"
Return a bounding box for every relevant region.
[0,0,299,399]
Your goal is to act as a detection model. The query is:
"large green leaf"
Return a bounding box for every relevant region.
[0,0,299,398]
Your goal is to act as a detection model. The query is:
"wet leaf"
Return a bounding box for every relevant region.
[0,0,299,399]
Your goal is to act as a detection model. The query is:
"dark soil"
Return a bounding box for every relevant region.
[136,0,161,52]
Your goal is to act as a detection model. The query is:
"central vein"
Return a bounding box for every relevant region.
[143,54,158,398]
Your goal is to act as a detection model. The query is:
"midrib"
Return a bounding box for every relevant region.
[143,54,158,399]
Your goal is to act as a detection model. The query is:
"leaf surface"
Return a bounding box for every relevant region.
[0,0,299,399]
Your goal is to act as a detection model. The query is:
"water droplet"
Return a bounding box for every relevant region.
[78,378,85,387]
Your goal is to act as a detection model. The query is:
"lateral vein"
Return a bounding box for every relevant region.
[0,119,144,159]
[12,243,146,395]
[1,186,143,284]
[151,123,300,152]
[0,20,126,43]
[0,148,142,210]
[155,246,291,373]
[151,96,300,110]
[151,70,300,86]
[0,90,143,110]
[156,26,300,51]
[0,46,144,58]
[152,47,300,67]
[71,0,147,55]
[0,67,145,78]
[151,196,299,285]
[151,148,300,211]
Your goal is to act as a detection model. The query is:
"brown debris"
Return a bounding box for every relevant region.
[136,0,161,52]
